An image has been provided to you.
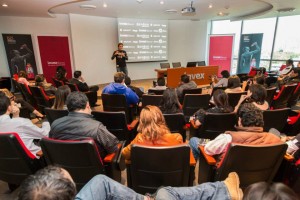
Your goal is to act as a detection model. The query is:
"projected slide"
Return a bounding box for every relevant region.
[118,18,168,62]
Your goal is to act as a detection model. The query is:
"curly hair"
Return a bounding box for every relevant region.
[237,103,264,127]
[138,105,170,141]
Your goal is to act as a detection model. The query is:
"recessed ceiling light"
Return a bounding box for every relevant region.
[208,4,213,8]
[103,3,107,8]
[79,5,96,10]
[217,12,229,16]
[160,1,164,5]
[2,3,8,7]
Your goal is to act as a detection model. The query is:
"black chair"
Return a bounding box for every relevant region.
[102,93,135,123]
[182,94,210,121]
[172,62,181,68]
[29,86,55,113]
[186,62,197,67]
[163,113,186,142]
[92,111,138,144]
[52,78,65,88]
[211,87,227,97]
[160,63,170,69]
[67,83,98,106]
[12,78,25,99]
[288,83,300,107]
[0,132,41,190]
[148,89,165,95]
[198,143,288,188]
[227,92,247,108]
[127,144,194,194]
[197,61,206,66]
[271,84,297,109]
[40,138,125,191]
[18,83,37,107]
[191,112,237,139]
[44,108,69,125]
[263,108,290,132]
[265,87,277,106]
[141,94,163,108]
[180,88,202,103]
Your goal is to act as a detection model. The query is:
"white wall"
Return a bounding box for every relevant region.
[0,14,71,77]
[70,14,208,85]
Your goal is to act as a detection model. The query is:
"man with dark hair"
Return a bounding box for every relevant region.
[125,76,144,99]
[102,72,139,105]
[49,92,119,158]
[176,74,197,100]
[111,43,128,75]
[69,70,99,92]
[189,103,282,160]
[0,92,50,156]
[18,166,76,200]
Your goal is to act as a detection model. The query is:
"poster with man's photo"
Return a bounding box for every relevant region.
[2,34,38,79]
[237,33,263,74]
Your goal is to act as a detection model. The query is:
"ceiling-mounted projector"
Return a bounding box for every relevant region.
[181,1,196,16]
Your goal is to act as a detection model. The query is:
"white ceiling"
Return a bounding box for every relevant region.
[0,0,299,20]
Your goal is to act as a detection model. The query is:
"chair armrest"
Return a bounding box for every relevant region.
[104,143,122,163]
[190,119,199,129]
[284,153,294,162]
[190,150,196,166]
[199,146,216,165]
[128,119,139,131]
[36,150,43,157]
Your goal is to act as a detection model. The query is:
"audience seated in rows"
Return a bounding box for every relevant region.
[69,70,99,92]
[0,93,50,156]
[18,166,299,200]
[35,75,57,96]
[150,77,167,91]
[192,89,233,128]
[189,103,282,161]
[225,75,243,93]
[253,75,266,87]
[55,66,69,84]
[102,72,139,105]
[122,105,183,162]
[160,88,182,114]
[17,71,33,86]
[52,85,71,110]
[235,84,269,112]
[49,92,119,159]
[125,76,144,99]
[211,70,230,88]
[176,74,197,100]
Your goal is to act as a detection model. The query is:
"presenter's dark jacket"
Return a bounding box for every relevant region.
[111,50,128,68]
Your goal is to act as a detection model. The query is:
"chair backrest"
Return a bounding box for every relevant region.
[180,88,202,103]
[92,111,130,142]
[160,63,170,69]
[199,112,237,139]
[101,93,132,122]
[130,144,190,194]
[182,94,210,118]
[211,87,227,97]
[29,86,52,112]
[148,89,165,95]
[12,78,26,99]
[67,83,79,92]
[163,113,186,142]
[141,94,163,108]
[288,83,300,107]
[227,92,247,108]
[44,108,69,125]
[172,62,181,68]
[186,62,197,67]
[197,61,206,66]
[272,84,297,109]
[52,78,64,87]
[265,87,277,106]
[40,138,105,190]
[0,132,40,185]
[19,83,36,106]
[263,108,290,132]
[217,143,287,188]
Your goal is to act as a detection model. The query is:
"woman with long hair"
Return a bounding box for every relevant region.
[55,66,68,84]
[225,75,243,93]
[52,85,71,110]
[122,105,183,161]
[160,88,181,114]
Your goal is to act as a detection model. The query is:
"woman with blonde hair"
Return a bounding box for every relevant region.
[122,105,183,161]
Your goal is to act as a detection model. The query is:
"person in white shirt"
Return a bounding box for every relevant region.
[211,70,230,88]
[0,93,50,157]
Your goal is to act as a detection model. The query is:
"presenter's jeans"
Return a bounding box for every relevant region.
[117,66,128,76]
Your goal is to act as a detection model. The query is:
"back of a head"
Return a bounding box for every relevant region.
[254,75,265,85]
[243,182,298,200]
[213,89,231,112]
[56,66,67,79]
[0,92,10,115]
[227,75,241,89]
[19,71,27,78]
[66,91,88,112]
[114,72,125,83]
[286,59,294,66]
[74,71,81,79]
[35,75,44,86]
[161,88,179,113]
[157,77,166,86]
[18,166,76,200]
[138,105,170,141]
[249,84,266,104]
[56,66,66,73]
[221,70,230,78]
[237,103,264,127]
[53,85,71,109]
[124,76,131,85]
[181,74,190,83]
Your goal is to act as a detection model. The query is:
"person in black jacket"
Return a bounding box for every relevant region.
[111,43,128,76]
[69,71,99,92]
[124,76,144,99]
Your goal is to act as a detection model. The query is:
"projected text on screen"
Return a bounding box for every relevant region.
[118,19,168,62]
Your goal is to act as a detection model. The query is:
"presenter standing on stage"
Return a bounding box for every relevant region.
[111,43,128,76]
